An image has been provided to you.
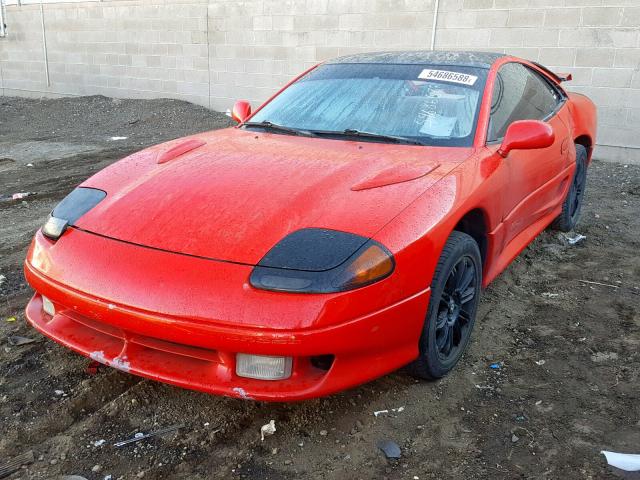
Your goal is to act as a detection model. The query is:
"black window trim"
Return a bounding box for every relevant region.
[485,61,567,145]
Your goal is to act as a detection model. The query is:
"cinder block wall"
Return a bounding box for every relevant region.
[0,2,211,105]
[1,0,638,162]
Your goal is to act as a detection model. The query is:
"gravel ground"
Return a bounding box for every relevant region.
[0,96,639,480]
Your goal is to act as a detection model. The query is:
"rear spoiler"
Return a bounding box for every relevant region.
[533,62,572,83]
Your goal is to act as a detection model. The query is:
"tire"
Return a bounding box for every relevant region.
[551,144,588,232]
[407,231,482,380]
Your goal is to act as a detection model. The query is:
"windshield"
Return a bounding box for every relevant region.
[248,63,487,147]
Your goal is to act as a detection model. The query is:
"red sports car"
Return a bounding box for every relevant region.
[24,51,596,401]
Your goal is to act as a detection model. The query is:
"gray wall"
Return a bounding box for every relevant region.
[1,0,639,162]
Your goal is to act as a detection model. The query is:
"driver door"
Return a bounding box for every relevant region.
[488,62,570,247]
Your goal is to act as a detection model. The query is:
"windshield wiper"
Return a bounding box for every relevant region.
[242,121,316,137]
[311,129,425,146]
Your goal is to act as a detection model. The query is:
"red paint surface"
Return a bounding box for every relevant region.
[24,55,597,401]
[156,138,205,164]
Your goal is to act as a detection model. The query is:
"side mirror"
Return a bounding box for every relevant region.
[498,120,555,157]
[231,100,252,123]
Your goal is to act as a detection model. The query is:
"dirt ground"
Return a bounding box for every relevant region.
[1,96,639,480]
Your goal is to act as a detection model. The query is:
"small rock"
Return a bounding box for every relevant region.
[377,439,401,459]
[92,465,102,473]
[511,434,519,443]
[319,430,328,436]
[284,459,292,465]
[50,459,58,465]
[591,352,618,363]
[136,472,145,478]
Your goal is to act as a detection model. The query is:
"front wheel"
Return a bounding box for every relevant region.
[407,231,482,380]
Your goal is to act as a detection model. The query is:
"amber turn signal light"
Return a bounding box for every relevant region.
[343,245,394,288]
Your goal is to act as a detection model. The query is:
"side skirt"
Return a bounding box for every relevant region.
[482,203,562,287]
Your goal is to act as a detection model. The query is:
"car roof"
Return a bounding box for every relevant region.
[327,50,506,69]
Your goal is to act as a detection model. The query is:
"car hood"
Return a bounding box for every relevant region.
[77,128,472,264]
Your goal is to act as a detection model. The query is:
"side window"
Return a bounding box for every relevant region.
[488,63,561,142]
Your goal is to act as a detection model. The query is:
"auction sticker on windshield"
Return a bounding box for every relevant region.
[418,69,478,86]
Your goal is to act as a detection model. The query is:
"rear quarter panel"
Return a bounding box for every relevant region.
[567,92,598,162]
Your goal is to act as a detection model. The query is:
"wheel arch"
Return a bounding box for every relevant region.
[574,134,593,162]
[452,208,489,267]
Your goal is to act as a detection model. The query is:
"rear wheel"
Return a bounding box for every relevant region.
[407,231,482,380]
[551,144,588,232]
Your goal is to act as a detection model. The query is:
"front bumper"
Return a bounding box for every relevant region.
[24,229,430,401]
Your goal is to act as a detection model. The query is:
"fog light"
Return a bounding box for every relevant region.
[236,354,292,380]
[42,296,55,316]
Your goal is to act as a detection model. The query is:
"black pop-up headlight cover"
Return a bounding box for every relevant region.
[42,187,106,240]
[250,228,395,293]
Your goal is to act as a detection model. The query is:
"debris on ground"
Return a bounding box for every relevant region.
[4,317,16,323]
[579,279,619,289]
[475,384,494,390]
[373,406,405,417]
[109,136,128,141]
[489,362,502,370]
[93,439,106,447]
[601,451,640,471]
[7,335,37,346]
[591,352,619,363]
[541,292,559,298]
[535,360,546,366]
[0,450,34,479]
[113,424,183,447]
[260,420,276,441]
[0,275,5,286]
[0,192,36,202]
[560,232,587,246]
[376,440,401,459]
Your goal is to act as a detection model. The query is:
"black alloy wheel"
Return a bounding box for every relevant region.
[408,231,482,380]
